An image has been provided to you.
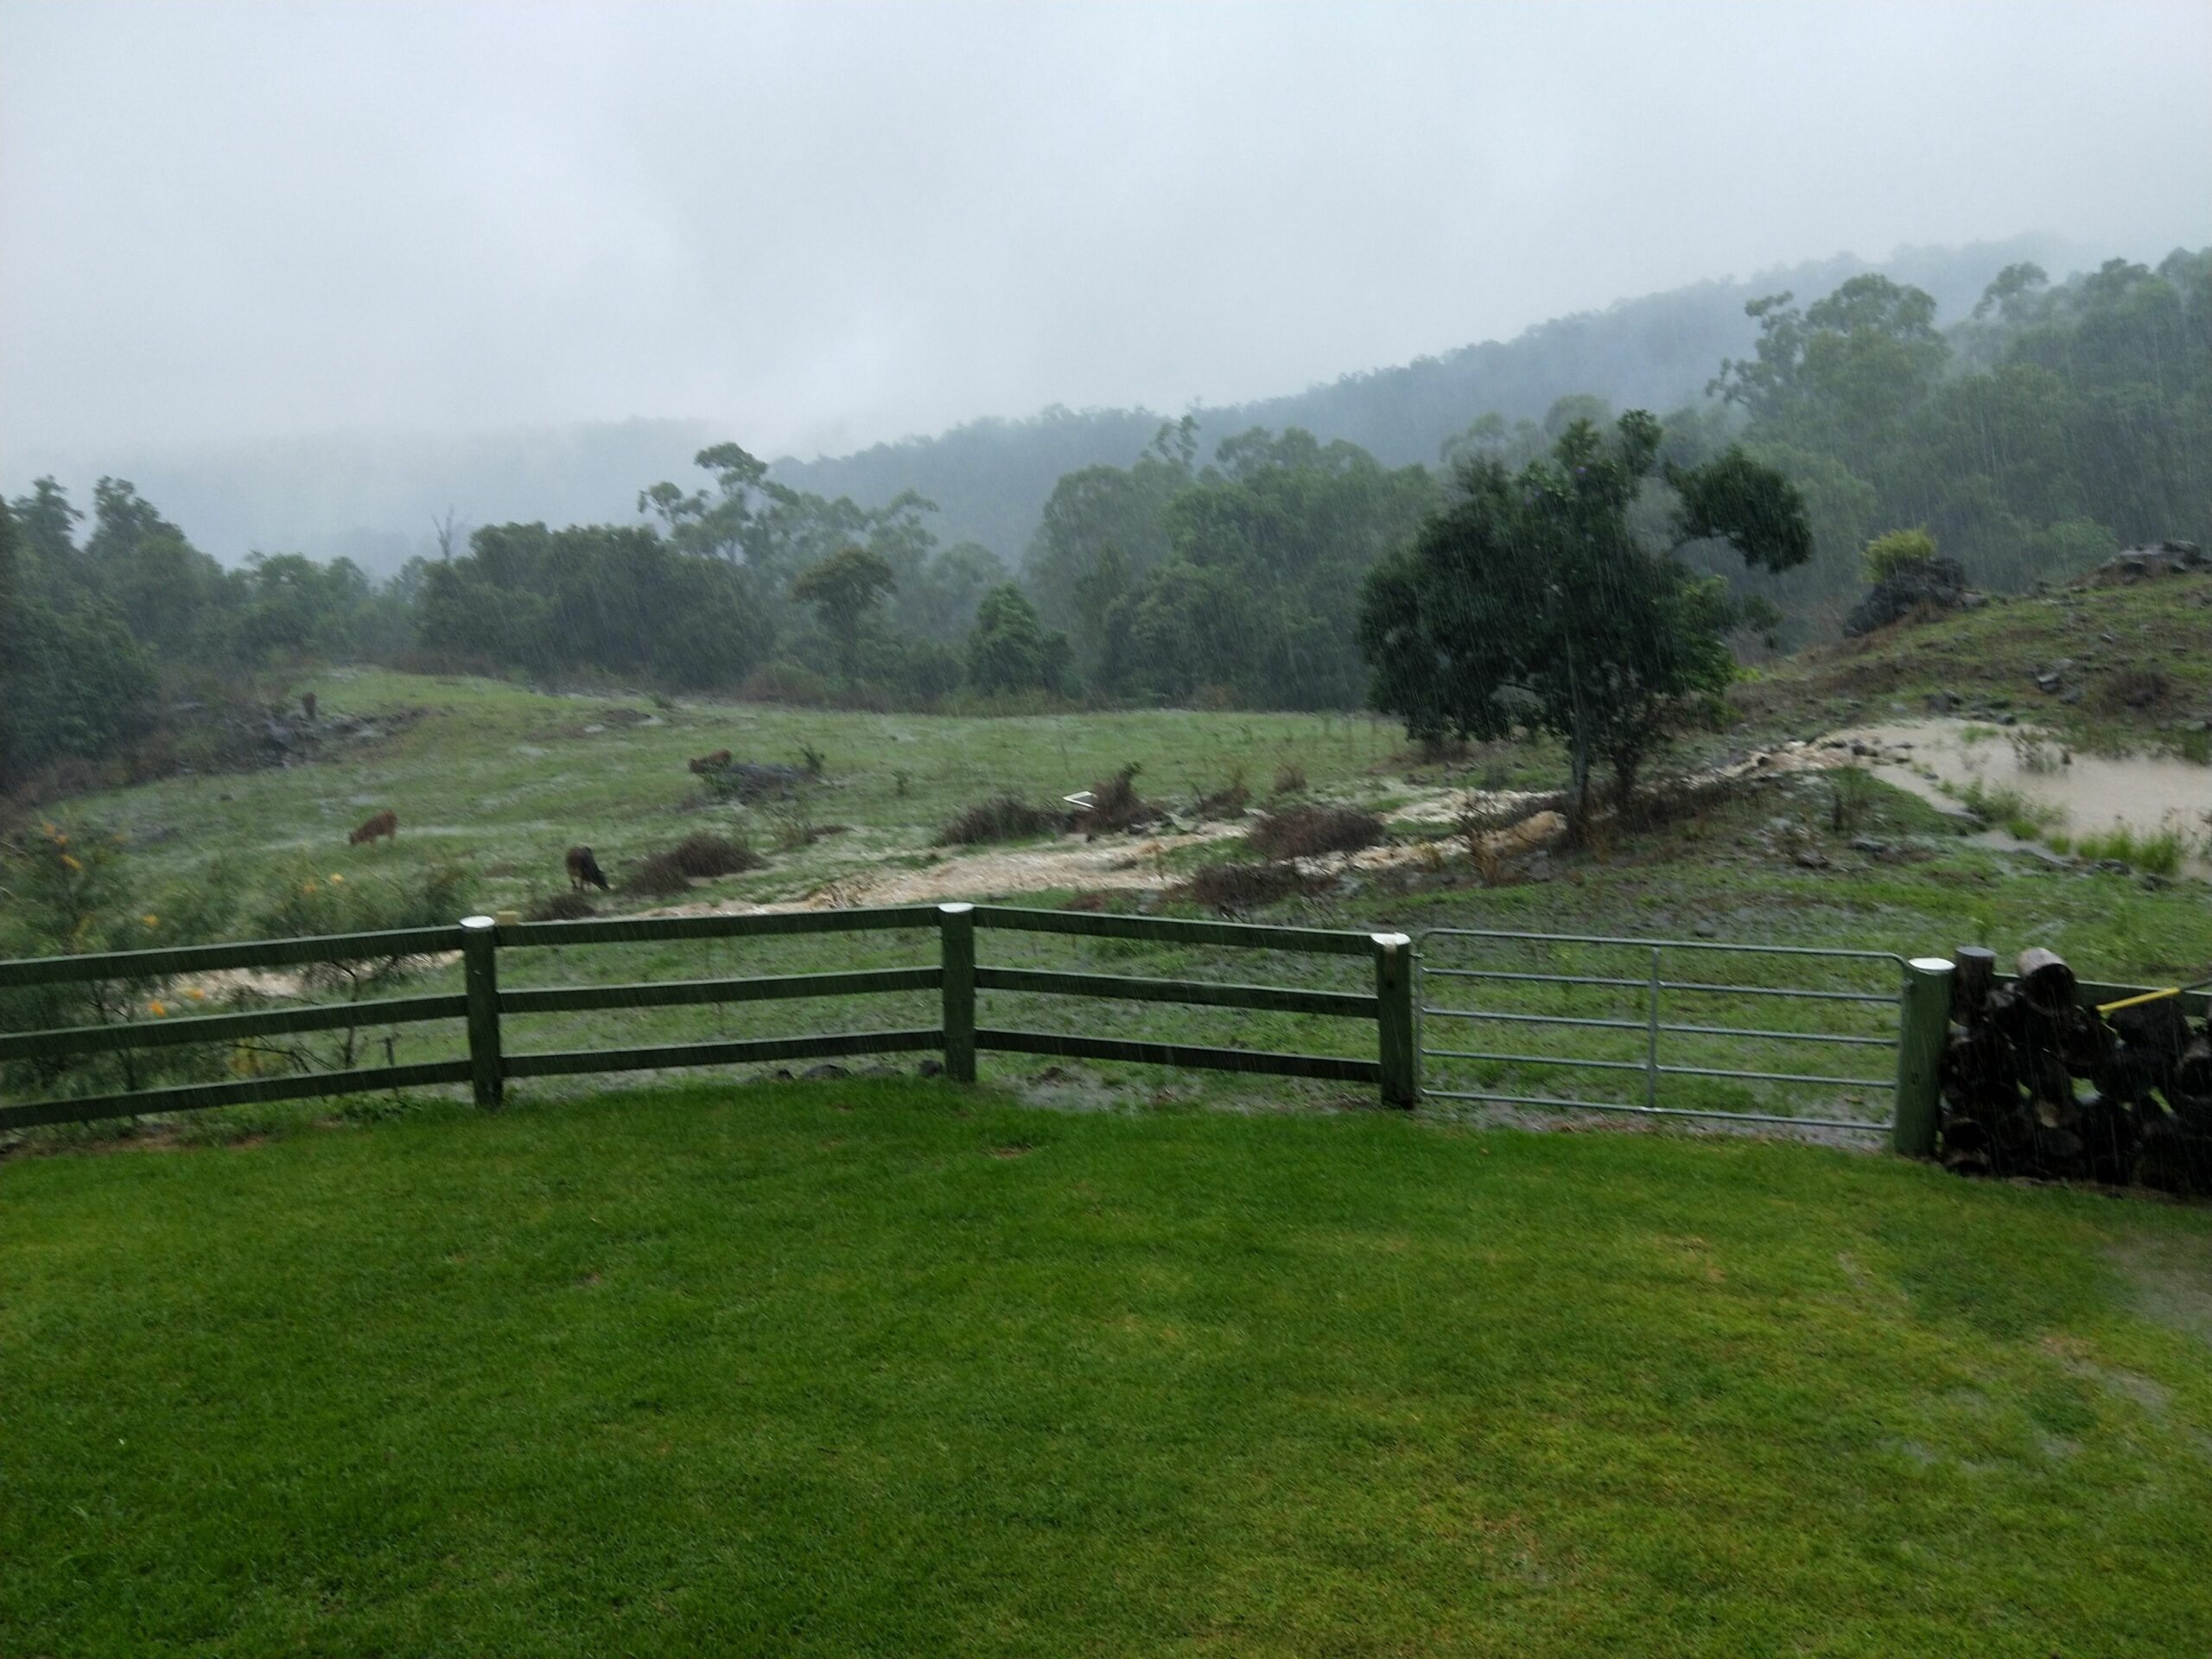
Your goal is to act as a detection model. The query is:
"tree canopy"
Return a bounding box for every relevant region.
[1358,413,1811,827]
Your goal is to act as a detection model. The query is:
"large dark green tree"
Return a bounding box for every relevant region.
[0,502,157,787]
[789,546,897,681]
[1358,412,1810,829]
[964,583,1068,696]
[417,522,769,689]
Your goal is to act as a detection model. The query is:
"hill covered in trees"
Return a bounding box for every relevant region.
[10,236,2101,578]
[770,234,2099,560]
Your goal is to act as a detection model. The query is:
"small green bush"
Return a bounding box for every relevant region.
[2074,825,2185,877]
[1862,528,1938,584]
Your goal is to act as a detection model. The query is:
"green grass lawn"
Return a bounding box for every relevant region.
[6,1079,2211,1657]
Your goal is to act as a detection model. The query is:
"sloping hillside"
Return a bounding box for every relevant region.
[1735,565,2212,754]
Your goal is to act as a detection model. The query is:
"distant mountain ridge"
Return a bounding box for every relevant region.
[767,234,2100,559]
[13,233,2109,572]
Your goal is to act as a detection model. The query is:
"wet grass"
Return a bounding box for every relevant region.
[10,669,2210,1141]
[5,1077,2210,1657]
[41,669,1407,917]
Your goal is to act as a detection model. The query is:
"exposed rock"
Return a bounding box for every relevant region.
[800,1063,849,1081]
[2078,540,2208,587]
[1845,558,1975,637]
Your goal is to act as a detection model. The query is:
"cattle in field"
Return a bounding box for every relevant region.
[565,845,610,892]
[689,749,732,774]
[348,809,397,847]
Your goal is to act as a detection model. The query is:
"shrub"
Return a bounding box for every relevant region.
[938,796,1065,846]
[1194,769,1251,820]
[623,832,761,896]
[1271,763,1308,797]
[1075,764,1159,835]
[1179,861,1318,912]
[1247,804,1385,860]
[0,823,238,1103]
[2074,824,2186,877]
[1862,527,1938,584]
[255,860,472,993]
[696,761,809,804]
[1827,765,1878,834]
[1958,779,2063,835]
[2095,667,2169,713]
[662,832,761,879]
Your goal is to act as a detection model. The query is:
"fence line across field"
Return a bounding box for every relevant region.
[0,905,1415,1132]
[4,910,2110,1152]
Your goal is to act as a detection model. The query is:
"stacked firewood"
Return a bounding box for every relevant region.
[1939,946,2212,1193]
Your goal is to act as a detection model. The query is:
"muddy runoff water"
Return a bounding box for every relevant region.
[1826,718,2212,878]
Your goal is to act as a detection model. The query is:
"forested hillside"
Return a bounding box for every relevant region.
[771,235,2094,559]
[10,237,2094,576]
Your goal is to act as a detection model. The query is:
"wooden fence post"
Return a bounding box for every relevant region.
[1373,932,1416,1109]
[939,903,976,1083]
[1891,955,1953,1158]
[461,915,504,1109]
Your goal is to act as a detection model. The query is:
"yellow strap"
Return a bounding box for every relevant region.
[2095,987,2180,1015]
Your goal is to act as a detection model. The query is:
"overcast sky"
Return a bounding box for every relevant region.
[4,0,2208,474]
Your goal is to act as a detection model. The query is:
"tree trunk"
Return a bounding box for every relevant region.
[1566,729,1593,842]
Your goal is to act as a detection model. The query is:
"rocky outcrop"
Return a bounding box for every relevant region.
[1843,557,1977,637]
[2077,540,2207,587]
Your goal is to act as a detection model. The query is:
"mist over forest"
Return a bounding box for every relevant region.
[16,233,2112,576]
[9,230,2208,797]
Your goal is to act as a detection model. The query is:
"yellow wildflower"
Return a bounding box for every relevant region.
[329,873,344,884]
[148,1001,168,1018]
[143,913,160,928]
[187,987,207,1001]
[54,834,68,847]
[302,879,321,893]
[60,853,82,871]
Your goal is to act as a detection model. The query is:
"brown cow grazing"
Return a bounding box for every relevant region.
[689,749,732,775]
[566,845,610,893]
[348,809,397,847]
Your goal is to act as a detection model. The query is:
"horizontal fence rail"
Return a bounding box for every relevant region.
[1,905,1414,1131]
[5,908,2187,1148]
[1416,928,1909,1135]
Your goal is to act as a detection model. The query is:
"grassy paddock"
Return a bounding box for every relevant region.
[5,1079,2210,1656]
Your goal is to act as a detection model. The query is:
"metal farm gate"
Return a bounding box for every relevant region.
[1414,929,1910,1135]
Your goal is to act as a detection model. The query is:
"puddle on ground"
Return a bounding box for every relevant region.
[1825,718,2211,877]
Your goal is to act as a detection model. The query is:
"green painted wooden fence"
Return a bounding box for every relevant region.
[0,904,1417,1132]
